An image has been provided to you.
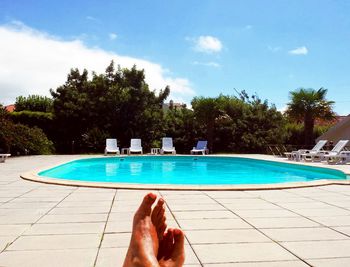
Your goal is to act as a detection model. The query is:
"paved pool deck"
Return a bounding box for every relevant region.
[0,155,350,266]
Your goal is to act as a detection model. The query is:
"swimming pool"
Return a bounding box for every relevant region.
[37,156,347,187]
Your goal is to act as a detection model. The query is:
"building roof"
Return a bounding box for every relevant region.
[317,115,350,143]
[4,104,15,112]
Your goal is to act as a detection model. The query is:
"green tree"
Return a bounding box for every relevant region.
[50,61,169,152]
[286,88,335,146]
[191,97,221,151]
[163,108,197,153]
[50,68,90,152]
[15,95,53,112]
[239,93,286,152]
[215,92,286,153]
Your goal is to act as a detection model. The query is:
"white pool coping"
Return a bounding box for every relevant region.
[21,154,350,190]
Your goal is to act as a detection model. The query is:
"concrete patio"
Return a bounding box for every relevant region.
[1,155,350,266]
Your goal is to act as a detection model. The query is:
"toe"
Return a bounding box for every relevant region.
[152,198,165,224]
[135,193,157,217]
[158,229,174,260]
[173,228,185,255]
[158,222,167,240]
[152,198,164,217]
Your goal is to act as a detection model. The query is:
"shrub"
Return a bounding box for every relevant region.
[9,111,53,136]
[82,127,109,153]
[0,107,54,155]
[6,124,54,155]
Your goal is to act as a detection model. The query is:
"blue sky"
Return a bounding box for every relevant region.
[1,0,350,114]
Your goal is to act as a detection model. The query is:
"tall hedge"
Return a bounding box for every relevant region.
[0,107,54,155]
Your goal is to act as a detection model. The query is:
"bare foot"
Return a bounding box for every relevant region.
[158,228,185,267]
[123,193,160,267]
[123,193,185,267]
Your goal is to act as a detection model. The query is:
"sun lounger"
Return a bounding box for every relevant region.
[160,137,176,155]
[323,140,350,164]
[284,140,327,161]
[301,140,349,162]
[0,154,11,163]
[325,151,350,164]
[191,140,209,155]
[104,139,120,155]
[129,139,143,154]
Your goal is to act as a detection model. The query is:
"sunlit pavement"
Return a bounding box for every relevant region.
[1,155,350,266]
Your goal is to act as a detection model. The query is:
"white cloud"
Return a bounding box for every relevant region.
[109,33,117,40]
[288,46,308,55]
[277,105,288,114]
[268,45,281,52]
[86,16,100,23]
[0,22,195,105]
[192,35,222,53]
[192,61,220,68]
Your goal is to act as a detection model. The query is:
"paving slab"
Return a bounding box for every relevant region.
[37,213,108,223]
[306,257,350,267]
[308,215,350,226]
[1,155,350,266]
[281,240,350,259]
[0,225,31,236]
[192,242,297,263]
[177,218,252,230]
[244,216,321,228]
[186,229,270,244]
[0,249,98,267]
[173,210,237,220]
[0,236,17,251]
[232,208,299,218]
[204,261,309,266]
[49,206,110,214]
[23,222,105,235]
[332,226,350,236]
[260,227,348,241]
[7,234,102,250]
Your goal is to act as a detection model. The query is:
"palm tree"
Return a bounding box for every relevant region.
[286,88,335,146]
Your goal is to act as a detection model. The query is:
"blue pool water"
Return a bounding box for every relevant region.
[38,156,348,185]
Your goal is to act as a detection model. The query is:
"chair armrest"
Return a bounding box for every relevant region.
[317,150,330,155]
[299,149,308,153]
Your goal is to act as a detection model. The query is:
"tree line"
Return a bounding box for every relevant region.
[0,61,335,155]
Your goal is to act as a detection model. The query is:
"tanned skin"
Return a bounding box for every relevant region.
[123,193,185,267]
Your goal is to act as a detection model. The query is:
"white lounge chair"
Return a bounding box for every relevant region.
[160,137,176,155]
[284,140,327,161]
[327,151,350,164]
[0,154,11,163]
[129,139,143,154]
[301,140,349,162]
[323,140,350,164]
[191,140,209,155]
[104,139,120,155]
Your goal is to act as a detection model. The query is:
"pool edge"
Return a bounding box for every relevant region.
[21,155,350,191]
